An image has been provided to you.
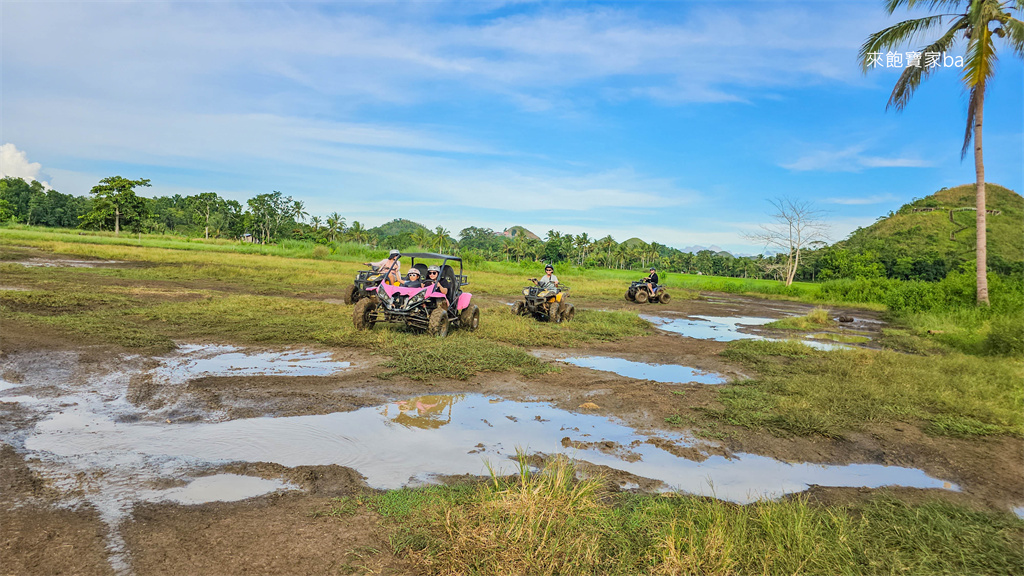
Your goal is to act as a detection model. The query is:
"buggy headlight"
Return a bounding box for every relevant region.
[376,285,392,305]
[522,288,530,297]
[407,292,425,307]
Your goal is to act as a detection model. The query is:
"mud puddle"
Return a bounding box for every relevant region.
[642,314,867,351]
[557,356,728,384]
[155,344,352,382]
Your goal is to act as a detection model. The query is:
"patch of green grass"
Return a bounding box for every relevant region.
[712,340,1024,438]
[369,456,1024,576]
[310,496,361,518]
[478,306,650,347]
[765,307,836,331]
[807,332,871,344]
[377,332,554,380]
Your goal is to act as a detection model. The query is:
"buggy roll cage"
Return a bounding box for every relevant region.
[402,252,469,288]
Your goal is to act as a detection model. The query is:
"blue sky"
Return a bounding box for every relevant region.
[2,0,1021,253]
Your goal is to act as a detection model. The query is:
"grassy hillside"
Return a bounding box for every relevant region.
[503,226,540,240]
[369,218,430,237]
[843,183,1023,267]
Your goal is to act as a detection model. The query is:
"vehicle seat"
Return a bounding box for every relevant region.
[439,264,457,302]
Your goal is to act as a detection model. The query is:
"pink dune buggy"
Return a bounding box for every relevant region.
[351,252,479,337]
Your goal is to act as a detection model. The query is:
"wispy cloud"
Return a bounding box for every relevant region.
[823,193,900,205]
[781,145,932,172]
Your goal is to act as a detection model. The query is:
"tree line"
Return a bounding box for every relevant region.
[1,175,1012,283]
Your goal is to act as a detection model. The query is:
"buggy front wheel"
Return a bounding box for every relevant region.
[561,303,575,322]
[511,301,526,316]
[659,290,671,304]
[353,298,377,330]
[548,301,562,323]
[635,290,649,304]
[428,307,450,337]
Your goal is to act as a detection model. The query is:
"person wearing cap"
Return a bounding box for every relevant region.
[424,265,448,296]
[533,265,559,290]
[365,250,402,285]
[644,267,659,297]
[402,268,423,288]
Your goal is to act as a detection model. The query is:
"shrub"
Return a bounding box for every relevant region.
[983,315,1024,356]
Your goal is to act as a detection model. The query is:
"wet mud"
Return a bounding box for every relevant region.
[1,290,1021,575]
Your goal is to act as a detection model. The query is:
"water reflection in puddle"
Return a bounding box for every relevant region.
[560,356,728,384]
[1014,506,1024,520]
[155,474,295,505]
[155,344,352,383]
[22,393,955,503]
[642,314,856,351]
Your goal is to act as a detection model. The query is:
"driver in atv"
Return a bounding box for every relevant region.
[424,265,449,296]
[532,265,559,290]
[644,267,659,297]
[365,250,402,285]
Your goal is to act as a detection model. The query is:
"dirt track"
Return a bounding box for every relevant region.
[2,288,1021,575]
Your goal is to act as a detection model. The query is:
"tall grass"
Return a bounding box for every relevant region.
[371,455,1024,575]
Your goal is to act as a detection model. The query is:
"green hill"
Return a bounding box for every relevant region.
[503,226,540,240]
[370,218,430,237]
[841,183,1023,275]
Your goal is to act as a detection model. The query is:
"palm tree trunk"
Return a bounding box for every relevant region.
[115,207,120,236]
[974,89,989,306]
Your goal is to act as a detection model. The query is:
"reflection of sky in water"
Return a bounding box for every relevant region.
[560,356,727,384]
[23,393,956,504]
[154,344,351,383]
[1014,506,1024,520]
[641,315,855,351]
[155,474,295,505]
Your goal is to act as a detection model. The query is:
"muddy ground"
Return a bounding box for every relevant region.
[1,255,1021,575]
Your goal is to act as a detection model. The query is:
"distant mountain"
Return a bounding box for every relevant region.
[502,226,540,240]
[369,218,430,237]
[680,244,727,254]
[841,183,1023,267]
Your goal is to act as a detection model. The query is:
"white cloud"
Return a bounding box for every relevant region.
[823,193,900,205]
[0,144,51,188]
[781,145,932,172]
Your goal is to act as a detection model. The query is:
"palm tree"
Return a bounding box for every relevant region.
[326,212,345,243]
[859,0,1022,305]
[412,228,433,249]
[347,221,368,244]
[432,226,451,252]
[291,200,308,225]
[310,216,322,231]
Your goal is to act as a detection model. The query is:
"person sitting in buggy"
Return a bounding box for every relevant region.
[424,265,449,296]
[403,268,423,288]
[532,265,559,290]
[365,250,402,285]
[644,267,659,296]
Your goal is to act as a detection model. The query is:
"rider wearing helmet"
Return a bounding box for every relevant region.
[365,250,402,285]
[424,265,448,295]
[533,265,558,290]
[644,267,659,297]
[403,268,423,288]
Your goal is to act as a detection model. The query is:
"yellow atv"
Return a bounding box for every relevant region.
[511,281,575,323]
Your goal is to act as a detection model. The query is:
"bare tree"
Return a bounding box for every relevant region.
[746,198,829,286]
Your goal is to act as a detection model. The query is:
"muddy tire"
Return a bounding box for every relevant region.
[548,301,562,323]
[624,290,632,301]
[561,302,575,322]
[659,290,671,304]
[511,301,526,316]
[635,289,649,304]
[342,284,360,305]
[460,304,480,331]
[353,298,376,330]
[428,307,450,337]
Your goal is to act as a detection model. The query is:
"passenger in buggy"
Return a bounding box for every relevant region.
[424,265,449,296]
[402,268,423,288]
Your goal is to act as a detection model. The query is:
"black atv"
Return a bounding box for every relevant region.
[511,280,575,323]
[341,265,391,305]
[352,253,479,337]
[625,280,671,304]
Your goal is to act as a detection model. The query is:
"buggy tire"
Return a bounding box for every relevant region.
[353,298,376,330]
[342,284,359,305]
[511,301,526,316]
[561,303,575,322]
[635,289,649,304]
[659,290,671,304]
[625,290,632,301]
[460,305,480,331]
[548,301,562,323]
[428,307,450,337]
